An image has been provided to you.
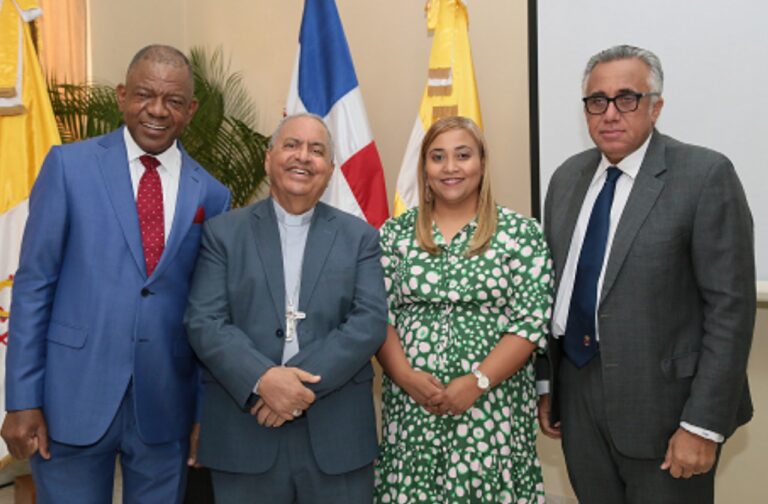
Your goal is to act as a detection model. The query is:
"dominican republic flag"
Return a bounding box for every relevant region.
[286,0,389,228]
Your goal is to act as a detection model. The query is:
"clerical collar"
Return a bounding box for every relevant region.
[272,198,315,227]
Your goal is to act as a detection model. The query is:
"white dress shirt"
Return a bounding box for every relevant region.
[124,127,181,243]
[550,135,651,340]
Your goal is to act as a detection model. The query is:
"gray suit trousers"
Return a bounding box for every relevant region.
[559,355,716,504]
[210,418,373,504]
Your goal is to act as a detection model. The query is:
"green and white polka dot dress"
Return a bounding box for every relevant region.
[375,206,554,504]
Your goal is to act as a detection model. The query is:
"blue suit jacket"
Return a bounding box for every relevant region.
[184,199,387,475]
[6,127,231,446]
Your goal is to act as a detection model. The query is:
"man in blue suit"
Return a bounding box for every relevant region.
[1,45,231,503]
[184,113,387,504]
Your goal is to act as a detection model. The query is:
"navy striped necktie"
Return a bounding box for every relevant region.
[564,166,622,368]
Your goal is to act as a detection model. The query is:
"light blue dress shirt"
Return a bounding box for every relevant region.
[273,199,314,363]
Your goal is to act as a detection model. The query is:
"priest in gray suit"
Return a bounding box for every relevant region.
[184,113,387,504]
[537,45,755,504]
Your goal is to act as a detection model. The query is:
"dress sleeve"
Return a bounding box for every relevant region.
[379,218,402,326]
[501,217,554,352]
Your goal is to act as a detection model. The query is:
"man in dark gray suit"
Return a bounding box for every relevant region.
[537,45,755,504]
[184,113,387,503]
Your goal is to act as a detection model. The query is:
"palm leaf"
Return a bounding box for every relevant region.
[48,81,123,142]
[189,46,258,127]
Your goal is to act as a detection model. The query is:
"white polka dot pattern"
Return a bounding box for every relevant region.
[375,205,554,504]
[137,155,165,276]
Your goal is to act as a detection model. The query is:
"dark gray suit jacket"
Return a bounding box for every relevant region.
[540,131,755,458]
[184,199,387,475]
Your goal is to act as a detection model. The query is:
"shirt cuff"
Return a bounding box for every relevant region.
[252,379,261,395]
[536,380,550,395]
[680,422,724,443]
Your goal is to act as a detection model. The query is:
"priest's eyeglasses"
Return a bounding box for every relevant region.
[582,92,661,115]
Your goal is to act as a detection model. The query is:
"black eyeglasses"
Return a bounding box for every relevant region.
[582,92,661,115]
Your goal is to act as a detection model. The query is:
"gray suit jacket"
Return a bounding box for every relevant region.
[540,131,755,458]
[184,199,387,474]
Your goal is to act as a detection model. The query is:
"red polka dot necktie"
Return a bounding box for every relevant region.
[137,155,165,276]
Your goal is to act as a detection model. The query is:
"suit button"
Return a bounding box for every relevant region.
[275,329,284,338]
[141,288,151,297]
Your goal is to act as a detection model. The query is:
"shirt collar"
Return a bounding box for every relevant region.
[123,126,181,179]
[272,198,315,227]
[593,131,654,186]
[432,216,478,246]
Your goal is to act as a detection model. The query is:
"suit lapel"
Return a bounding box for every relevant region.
[299,203,337,309]
[98,129,146,276]
[600,132,667,303]
[551,155,599,278]
[151,149,201,281]
[250,200,286,322]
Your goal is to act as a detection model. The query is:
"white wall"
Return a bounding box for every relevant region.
[536,0,768,281]
[88,0,186,86]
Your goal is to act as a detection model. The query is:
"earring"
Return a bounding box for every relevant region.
[424,186,432,203]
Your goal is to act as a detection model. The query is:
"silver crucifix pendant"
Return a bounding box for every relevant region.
[285,305,306,342]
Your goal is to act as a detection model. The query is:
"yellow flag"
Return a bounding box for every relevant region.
[393,0,482,216]
[0,1,61,456]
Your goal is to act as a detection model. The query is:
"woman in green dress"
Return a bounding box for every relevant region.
[375,117,553,503]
